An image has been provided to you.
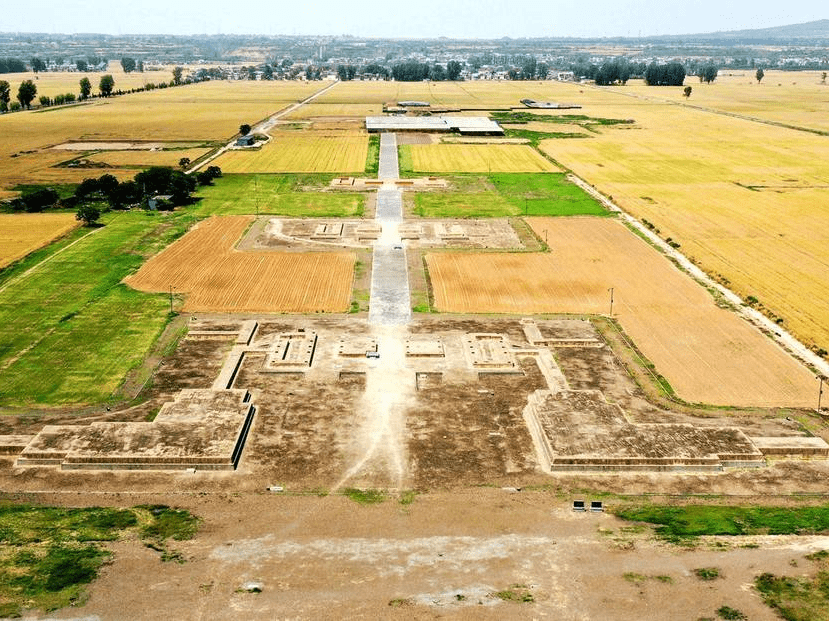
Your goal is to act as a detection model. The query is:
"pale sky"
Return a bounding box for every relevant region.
[3,0,826,39]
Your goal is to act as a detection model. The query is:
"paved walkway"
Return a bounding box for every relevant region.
[368,134,411,326]
[378,132,399,181]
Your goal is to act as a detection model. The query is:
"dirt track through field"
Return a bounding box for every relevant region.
[426,217,817,408]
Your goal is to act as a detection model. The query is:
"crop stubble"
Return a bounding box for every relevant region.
[426,217,816,407]
[125,215,354,313]
[408,143,558,173]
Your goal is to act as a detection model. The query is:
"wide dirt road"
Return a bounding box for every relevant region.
[50,486,829,621]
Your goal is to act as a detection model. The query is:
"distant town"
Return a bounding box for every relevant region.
[1,25,828,85]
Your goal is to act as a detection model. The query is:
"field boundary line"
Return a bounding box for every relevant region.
[567,173,829,380]
[583,83,829,136]
[187,80,341,174]
[0,222,108,296]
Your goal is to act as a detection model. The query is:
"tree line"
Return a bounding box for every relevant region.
[388,61,463,82]
[0,67,188,113]
[0,55,109,74]
[6,165,224,225]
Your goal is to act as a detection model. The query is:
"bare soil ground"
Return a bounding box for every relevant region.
[4,315,829,620]
[6,488,828,621]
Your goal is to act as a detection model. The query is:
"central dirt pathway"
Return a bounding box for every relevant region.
[335,133,415,491]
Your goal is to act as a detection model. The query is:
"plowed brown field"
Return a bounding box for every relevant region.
[426,217,816,407]
[125,216,354,313]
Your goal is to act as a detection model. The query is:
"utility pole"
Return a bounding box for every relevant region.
[608,287,614,316]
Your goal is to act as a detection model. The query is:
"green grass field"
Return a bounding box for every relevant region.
[613,504,829,541]
[193,174,366,217]
[0,211,197,408]
[0,503,199,618]
[413,173,608,218]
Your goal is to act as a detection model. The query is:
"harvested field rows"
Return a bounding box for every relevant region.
[539,81,829,357]
[408,143,558,173]
[426,217,816,407]
[215,133,369,173]
[0,213,79,268]
[126,216,354,313]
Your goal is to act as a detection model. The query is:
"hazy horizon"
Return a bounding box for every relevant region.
[3,0,826,39]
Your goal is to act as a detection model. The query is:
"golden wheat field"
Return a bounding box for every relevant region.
[125,215,354,313]
[535,79,829,357]
[0,213,80,268]
[214,132,369,173]
[284,102,383,119]
[426,217,816,408]
[85,148,211,168]
[408,143,559,173]
[0,80,326,191]
[604,71,829,133]
[316,80,562,108]
[0,63,171,100]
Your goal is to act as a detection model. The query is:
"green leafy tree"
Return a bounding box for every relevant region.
[21,187,58,212]
[447,60,462,81]
[822,72,827,84]
[178,157,191,169]
[239,123,251,136]
[756,68,765,83]
[99,74,115,97]
[0,80,10,112]
[17,80,37,109]
[30,57,46,73]
[76,204,101,226]
[684,86,692,98]
[79,77,92,99]
[76,59,88,71]
[120,57,136,73]
[701,64,718,84]
[172,66,183,85]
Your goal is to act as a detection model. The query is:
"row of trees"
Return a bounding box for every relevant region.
[389,61,463,82]
[644,62,687,86]
[0,56,109,74]
[2,67,188,113]
[8,166,223,217]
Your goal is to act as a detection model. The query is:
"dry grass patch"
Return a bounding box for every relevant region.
[426,217,816,407]
[285,103,383,119]
[0,213,79,268]
[125,215,354,313]
[85,148,211,168]
[409,143,559,173]
[215,133,368,173]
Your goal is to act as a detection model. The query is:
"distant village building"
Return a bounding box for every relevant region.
[365,115,503,135]
[556,71,576,81]
[236,135,255,147]
[148,195,173,210]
